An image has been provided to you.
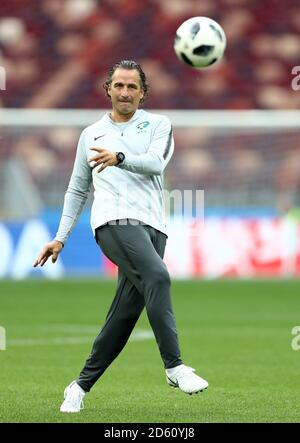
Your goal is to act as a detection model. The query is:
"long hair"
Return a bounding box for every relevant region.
[103,60,149,103]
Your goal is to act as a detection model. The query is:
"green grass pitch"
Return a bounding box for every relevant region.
[0,279,299,423]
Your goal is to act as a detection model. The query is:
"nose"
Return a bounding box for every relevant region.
[120,87,130,97]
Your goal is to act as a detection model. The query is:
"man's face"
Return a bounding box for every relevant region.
[108,68,144,118]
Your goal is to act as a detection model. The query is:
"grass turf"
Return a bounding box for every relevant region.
[0,279,299,423]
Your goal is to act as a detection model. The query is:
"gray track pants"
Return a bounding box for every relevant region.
[77,219,182,392]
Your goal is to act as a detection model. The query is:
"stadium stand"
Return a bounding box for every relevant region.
[1,0,300,212]
[0,0,299,109]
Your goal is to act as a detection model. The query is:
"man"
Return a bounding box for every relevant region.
[34,60,208,413]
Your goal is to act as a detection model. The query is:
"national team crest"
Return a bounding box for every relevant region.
[136,121,150,133]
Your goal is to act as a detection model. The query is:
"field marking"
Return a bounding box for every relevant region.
[8,329,154,347]
[30,324,103,333]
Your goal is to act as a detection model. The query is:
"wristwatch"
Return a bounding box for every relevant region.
[116,152,125,165]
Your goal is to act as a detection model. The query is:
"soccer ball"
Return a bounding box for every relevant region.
[174,16,226,69]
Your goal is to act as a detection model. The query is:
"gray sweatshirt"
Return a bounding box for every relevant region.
[54,109,174,244]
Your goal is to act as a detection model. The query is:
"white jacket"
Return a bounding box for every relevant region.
[54,109,174,244]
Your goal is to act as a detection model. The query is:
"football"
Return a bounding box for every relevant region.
[174,16,226,69]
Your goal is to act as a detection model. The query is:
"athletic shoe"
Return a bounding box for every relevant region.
[166,364,208,395]
[60,380,85,413]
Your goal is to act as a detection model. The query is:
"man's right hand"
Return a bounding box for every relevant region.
[33,240,63,267]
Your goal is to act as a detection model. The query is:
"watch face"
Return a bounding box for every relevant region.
[117,152,125,162]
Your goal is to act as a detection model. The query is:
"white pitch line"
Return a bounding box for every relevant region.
[8,330,154,347]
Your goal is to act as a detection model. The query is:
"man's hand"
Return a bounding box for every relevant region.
[89,148,118,173]
[33,240,63,267]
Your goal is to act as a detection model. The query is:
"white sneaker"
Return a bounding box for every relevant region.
[166,364,208,395]
[60,380,85,413]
